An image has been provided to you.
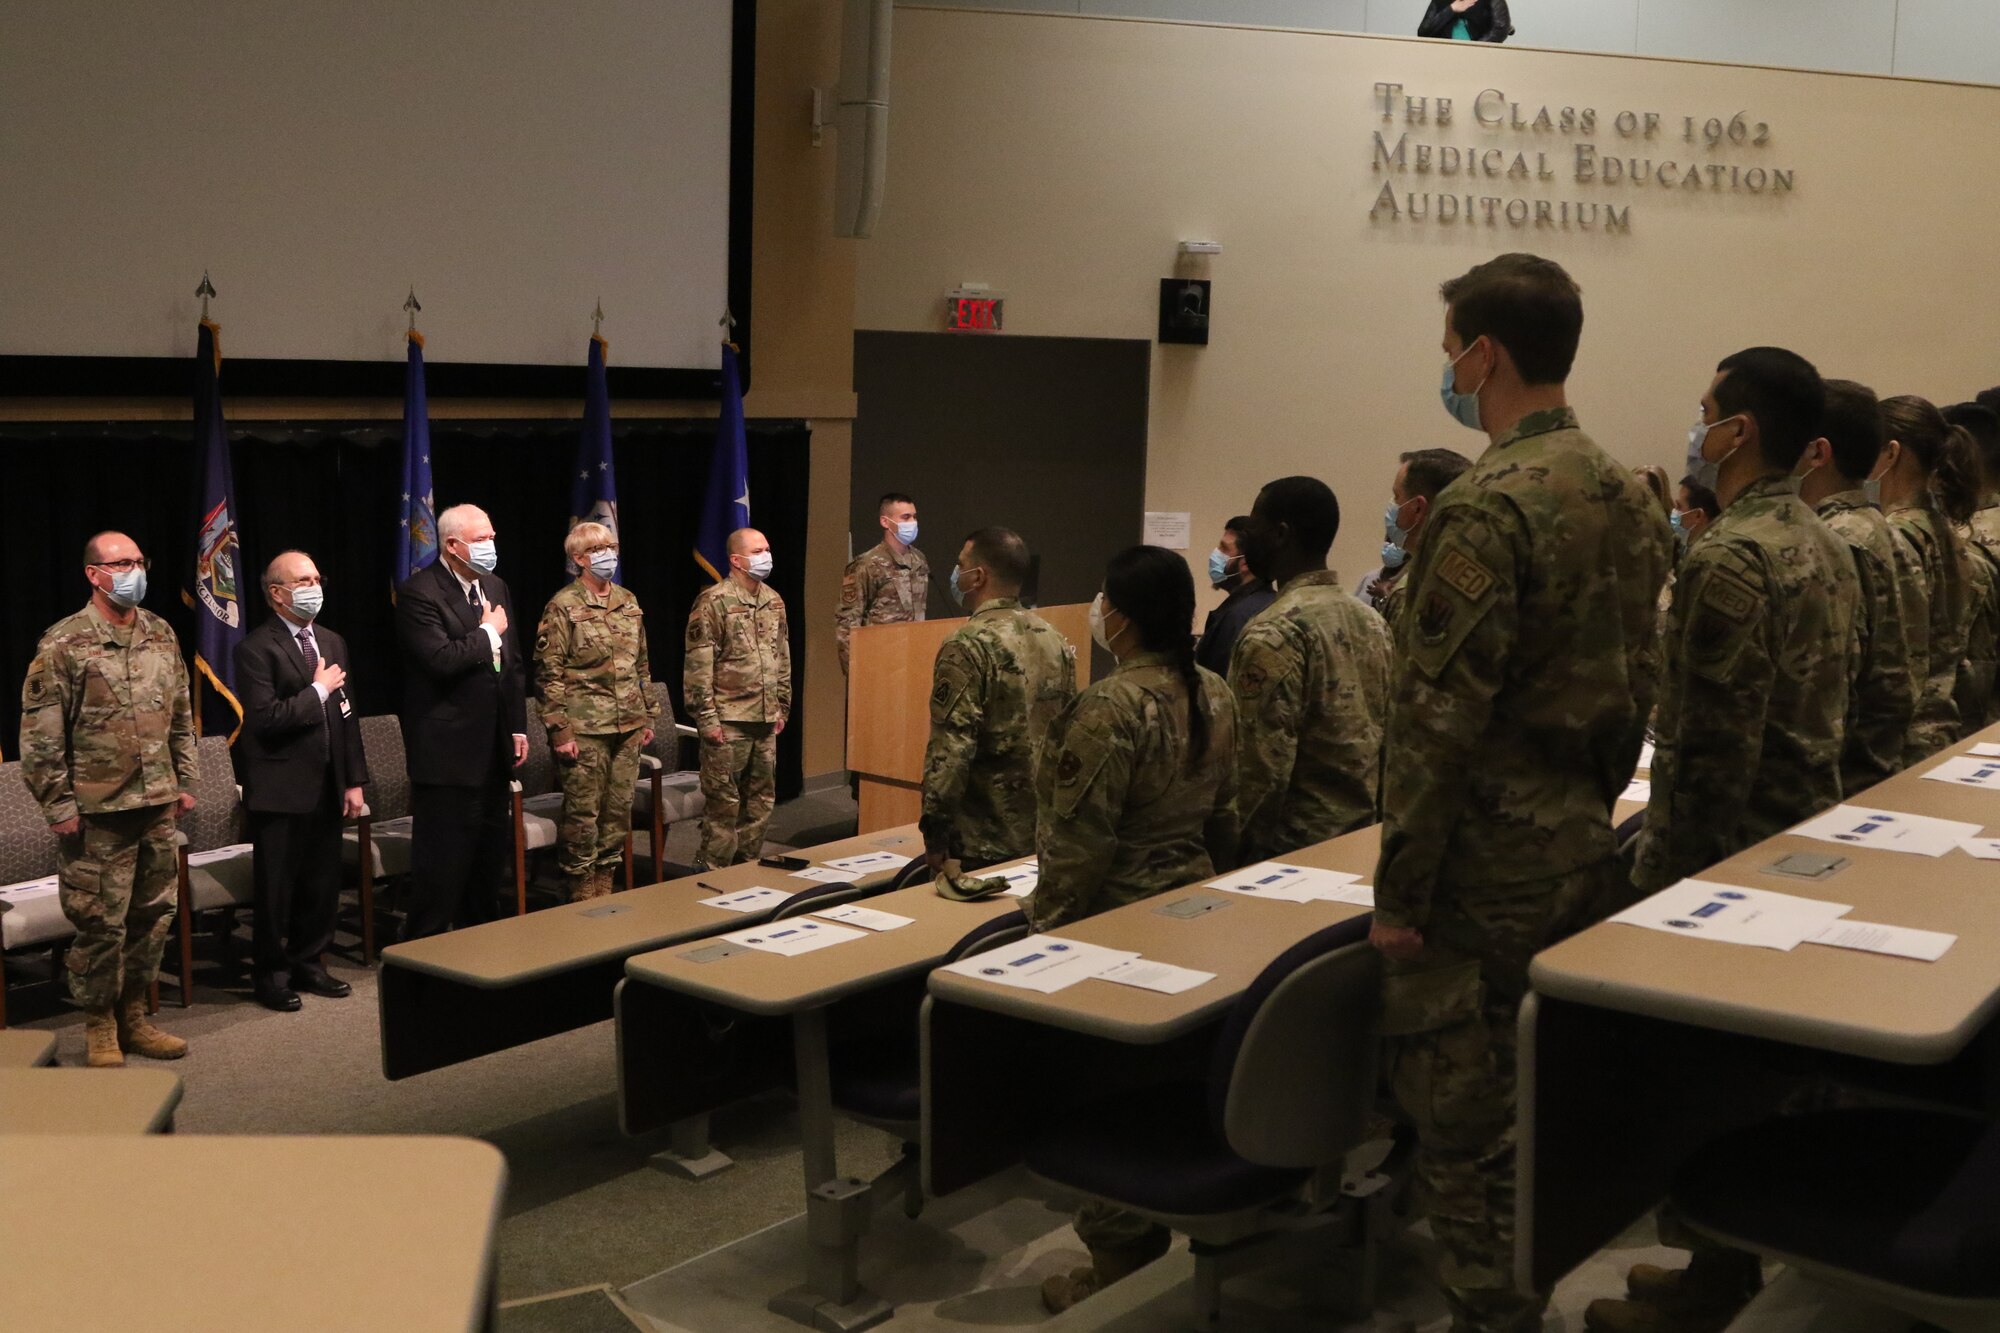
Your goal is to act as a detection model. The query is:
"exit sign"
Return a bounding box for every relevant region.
[945,289,1004,333]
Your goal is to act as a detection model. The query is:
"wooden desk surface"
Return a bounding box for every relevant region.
[624,865,1028,1015]
[380,826,920,987]
[926,801,1649,1044]
[0,1068,182,1134]
[0,1135,505,1332]
[0,1028,56,1068]
[1534,730,2000,1064]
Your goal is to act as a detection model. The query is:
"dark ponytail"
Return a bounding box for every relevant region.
[1884,395,1980,525]
[1102,545,1211,762]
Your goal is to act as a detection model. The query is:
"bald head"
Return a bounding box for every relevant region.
[727,528,767,557]
[84,531,138,566]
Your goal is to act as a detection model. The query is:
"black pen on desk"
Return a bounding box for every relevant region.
[697,881,727,892]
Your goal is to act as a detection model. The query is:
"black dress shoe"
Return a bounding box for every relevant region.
[255,978,302,1012]
[291,965,351,999]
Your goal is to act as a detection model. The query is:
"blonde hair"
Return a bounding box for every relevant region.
[564,521,616,563]
[1633,464,1673,516]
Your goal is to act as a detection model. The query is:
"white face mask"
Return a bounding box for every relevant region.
[1089,592,1113,652]
[462,538,498,573]
[893,519,919,546]
[587,550,619,579]
[287,584,324,621]
[744,551,773,581]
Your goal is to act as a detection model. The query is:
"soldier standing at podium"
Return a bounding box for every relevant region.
[920,528,1076,890]
[836,492,928,675]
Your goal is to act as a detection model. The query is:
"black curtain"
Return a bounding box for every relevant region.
[1,418,812,801]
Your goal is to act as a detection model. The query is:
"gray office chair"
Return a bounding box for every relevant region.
[1021,916,1399,1323]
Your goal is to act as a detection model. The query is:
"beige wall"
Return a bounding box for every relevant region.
[858,9,2000,609]
[3,1,860,779]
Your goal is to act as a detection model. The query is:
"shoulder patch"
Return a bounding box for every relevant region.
[1435,549,1496,602]
[1700,573,1758,623]
[1415,592,1455,646]
[535,631,551,654]
[1055,750,1083,785]
[931,677,953,707]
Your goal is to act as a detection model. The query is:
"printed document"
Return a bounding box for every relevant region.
[1611,879,1850,951]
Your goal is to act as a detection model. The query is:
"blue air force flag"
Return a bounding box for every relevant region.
[397,329,439,587]
[693,342,749,582]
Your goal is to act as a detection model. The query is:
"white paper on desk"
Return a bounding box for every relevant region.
[1610,879,1851,951]
[1792,804,1981,858]
[1209,861,1361,904]
[1621,778,1652,804]
[699,886,789,914]
[1967,743,2000,758]
[187,843,254,866]
[1095,958,1216,995]
[1921,756,2000,790]
[991,863,1040,898]
[811,903,912,932]
[1808,919,1956,962]
[1957,838,2000,861]
[790,865,863,884]
[823,850,908,873]
[939,934,1138,994]
[1637,742,1656,773]
[0,875,59,902]
[1320,882,1376,907]
[723,919,867,957]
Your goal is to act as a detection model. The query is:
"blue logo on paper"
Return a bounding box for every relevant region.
[981,967,1004,977]
[1691,903,1727,918]
[1717,891,1746,900]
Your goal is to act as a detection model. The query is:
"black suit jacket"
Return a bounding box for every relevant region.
[1418,0,1512,41]
[395,558,528,787]
[234,615,370,814]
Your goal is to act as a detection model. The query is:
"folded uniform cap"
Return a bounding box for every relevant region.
[933,859,1010,902]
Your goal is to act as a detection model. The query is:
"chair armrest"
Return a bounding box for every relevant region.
[509,780,523,794]
[173,830,189,848]
[345,802,373,823]
[234,784,243,801]
[673,723,698,739]
[639,754,662,773]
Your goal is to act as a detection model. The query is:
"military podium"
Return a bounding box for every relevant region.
[845,604,1092,834]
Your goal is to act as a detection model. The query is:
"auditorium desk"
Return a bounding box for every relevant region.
[618,873,1024,1331]
[0,1028,56,1067]
[377,826,919,1080]
[0,1068,182,1133]
[1521,729,2000,1294]
[0,1135,506,1332]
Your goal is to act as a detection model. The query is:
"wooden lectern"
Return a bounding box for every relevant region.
[846,603,1092,834]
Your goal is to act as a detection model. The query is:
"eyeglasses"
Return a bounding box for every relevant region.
[581,545,619,557]
[89,557,150,573]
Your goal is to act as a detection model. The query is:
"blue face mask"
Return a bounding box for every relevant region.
[1207,549,1236,587]
[1384,500,1410,546]
[894,520,919,546]
[949,565,966,606]
[587,550,619,580]
[1669,510,1685,534]
[1380,542,1407,569]
[1439,341,1488,431]
[105,568,147,608]
[287,584,324,621]
[463,538,498,573]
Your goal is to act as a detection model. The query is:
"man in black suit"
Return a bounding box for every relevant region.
[235,550,369,1011]
[396,503,528,939]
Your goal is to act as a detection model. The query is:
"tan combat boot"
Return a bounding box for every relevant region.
[572,869,609,902]
[117,999,188,1060]
[1039,1235,1171,1314]
[84,1011,125,1068]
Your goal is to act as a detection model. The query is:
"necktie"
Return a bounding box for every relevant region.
[467,582,481,611]
[299,625,319,674]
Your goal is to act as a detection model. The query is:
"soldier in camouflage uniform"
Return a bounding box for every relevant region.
[1031,546,1239,1316]
[920,528,1076,887]
[835,492,929,674]
[535,522,661,901]
[1227,476,1390,861]
[1796,380,1916,795]
[1378,448,1474,635]
[1948,402,2000,732]
[1878,395,1976,764]
[685,528,791,870]
[18,532,198,1067]
[1373,257,1671,1333]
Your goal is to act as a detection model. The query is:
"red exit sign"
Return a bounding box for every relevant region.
[945,292,1004,333]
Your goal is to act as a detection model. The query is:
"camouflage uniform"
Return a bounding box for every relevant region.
[1026,650,1239,1260]
[1955,519,2000,734]
[1888,499,1970,762]
[1374,408,1671,1333]
[1228,571,1391,861]
[685,577,790,869]
[919,598,1077,867]
[18,602,197,1012]
[1964,499,2000,730]
[535,579,661,887]
[1378,575,1412,636]
[835,541,928,673]
[1634,477,1859,892]
[1814,490,1916,794]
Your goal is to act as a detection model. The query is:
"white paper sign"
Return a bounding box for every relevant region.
[699,887,789,914]
[1792,805,1981,858]
[1209,861,1362,903]
[939,935,1139,994]
[823,851,908,873]
[0,875,60,902]
[1921,756,2000,790]
[1095,958,1216,995]
[1637,742,1656,772]
[722,919,866,957]
[790,866,863,884]
[1142,511,1192,550]
[1320,882,1376,907]
[1808,919,1956,962]
[1958,838,2000,860]
[990,863,1041,898]
[1610,879,1850,951]
[811,903,913,932]
[1967,743,2000,758]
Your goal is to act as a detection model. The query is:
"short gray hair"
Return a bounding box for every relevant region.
[564,521,615,563]
[437,504,491,545]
